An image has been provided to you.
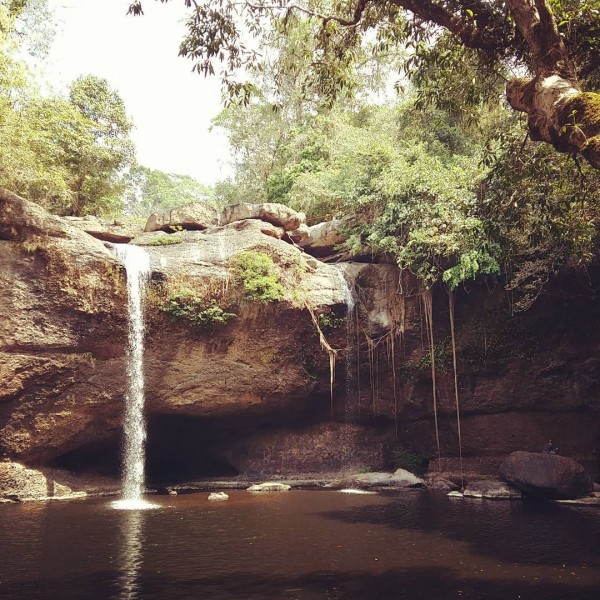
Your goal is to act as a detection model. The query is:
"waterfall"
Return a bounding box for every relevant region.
[334,266,355,313]
[334,266,357,421]
[111,244,156,510]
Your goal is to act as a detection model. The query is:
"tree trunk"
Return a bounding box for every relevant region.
[505,0,600,168]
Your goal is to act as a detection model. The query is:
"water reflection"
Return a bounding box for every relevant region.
[118,509,144,600]
[1,491,600,599]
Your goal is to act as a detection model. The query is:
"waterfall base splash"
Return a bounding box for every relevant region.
[111,498,159,510]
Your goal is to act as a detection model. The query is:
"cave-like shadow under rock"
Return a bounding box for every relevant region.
[316,491,600,567]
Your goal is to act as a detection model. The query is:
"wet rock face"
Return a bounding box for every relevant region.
[0,189,127,465]
[499,451,593,499]
[0,191,386,475]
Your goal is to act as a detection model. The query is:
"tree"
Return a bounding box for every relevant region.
[128,0,600,169]
[63,75,135,215]
[1,4,135,216]
[124,165,216,216]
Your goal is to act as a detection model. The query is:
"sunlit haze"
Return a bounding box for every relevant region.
[46,0,232,186]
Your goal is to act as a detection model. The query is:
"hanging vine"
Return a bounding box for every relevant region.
[448,289,465,490]
[306,303,340,417]
[422,287,442,463]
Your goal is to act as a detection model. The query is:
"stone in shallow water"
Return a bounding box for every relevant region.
[247,482,291,492]
[208,492,229,501]
[499,451,593,499]
[343,470,424,489]
[390,468,426,488]
[463,479,521,499]
[426,475,459,492]
[0,462,74,501]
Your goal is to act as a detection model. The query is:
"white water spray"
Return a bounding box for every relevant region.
[334,266,355,313]
[111,245,156,510]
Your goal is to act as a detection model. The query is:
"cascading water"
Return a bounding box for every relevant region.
[334,266,357,421]
[334,266,355,314]
[111,244,156,510]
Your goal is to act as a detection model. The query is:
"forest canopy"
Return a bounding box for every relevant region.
[129,0,600,169]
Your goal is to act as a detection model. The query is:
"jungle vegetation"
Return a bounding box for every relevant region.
[1,0,599,309]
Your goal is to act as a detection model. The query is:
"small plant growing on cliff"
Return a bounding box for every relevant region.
[162,288,236,328]
[318,311,346,333]
[144,235,183,246]
[230,251,284,303]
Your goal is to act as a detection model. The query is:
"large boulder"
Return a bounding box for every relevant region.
[499,451,593,499]
[0,461,117,501]
[220,202,305,231]
[61,215,138,243]
[298,219,346,256]
[145,202,219,232]
[390,468,426,488]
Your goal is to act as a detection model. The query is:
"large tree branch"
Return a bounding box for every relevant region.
[503,0,600,168]
[389,0,510,50]
[506,0,575,79]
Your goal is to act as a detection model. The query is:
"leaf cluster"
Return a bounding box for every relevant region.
[230,251,285,303]
[162,288,237,328]
[143,235,184,246]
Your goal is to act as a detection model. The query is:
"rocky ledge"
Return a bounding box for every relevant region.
[2,190,600,501]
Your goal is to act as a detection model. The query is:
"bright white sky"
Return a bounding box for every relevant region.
[45,0,232,186]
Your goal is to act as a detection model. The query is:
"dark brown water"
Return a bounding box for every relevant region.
[1,490,600,599]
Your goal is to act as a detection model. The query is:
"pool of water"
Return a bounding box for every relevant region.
[1,490,600,599]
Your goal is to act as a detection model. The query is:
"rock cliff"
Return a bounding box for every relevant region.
[1,190,599,499]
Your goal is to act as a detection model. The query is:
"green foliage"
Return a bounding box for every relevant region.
[442,249,501,290]
[213,102,294,205]
[318,311,346,333]
[123,165,217,217]
[481,122,600,311]
[162,289,236,328]
[0,6,135,218]
[403,339,453,377]
[230,251,285,303]
[388,447,429,476]
[143,235,183,246]
[124,1,600,310]
[0,55,134,216]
